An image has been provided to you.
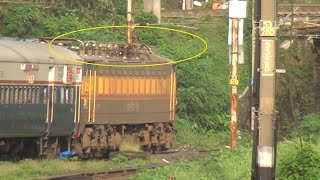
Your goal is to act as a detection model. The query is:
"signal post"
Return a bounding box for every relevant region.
[228,0,247,150]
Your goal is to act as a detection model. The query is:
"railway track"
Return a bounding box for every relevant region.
[278,4,320,16]
[39,165,162,180]
[37,147,218,180]
[161,3,320,20]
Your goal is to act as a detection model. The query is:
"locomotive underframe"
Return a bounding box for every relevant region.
[73,122,175,158]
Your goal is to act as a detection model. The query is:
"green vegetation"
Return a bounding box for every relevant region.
[0,1,250,130]
[0,156,151,180]
[277,140,320,180]
[132,118,320,180]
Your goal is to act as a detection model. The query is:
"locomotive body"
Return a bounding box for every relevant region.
[75,42,177,157]
[0,39,177,158]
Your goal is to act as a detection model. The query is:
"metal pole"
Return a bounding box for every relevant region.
[229,18,239,150]
[251,0,261,179]
[255,0,277,179]
[127,0,134,44]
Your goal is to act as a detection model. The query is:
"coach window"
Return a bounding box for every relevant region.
[4,87,9,104]
[53,87,57,104]
[61,87,65,104]
[14,87,19,104]
[32,87,36,104]
[36,87,40,104]
[43,87,47,104]
[18,87,23,104]
[23,86,27,104]
[27,87,32,104]
[65,87,69,104]
[9,87,14,104]
[70,88,74,104]
[0,87,4,104]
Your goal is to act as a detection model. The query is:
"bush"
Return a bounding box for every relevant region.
[298,114,320,144]
[277,140,320,180]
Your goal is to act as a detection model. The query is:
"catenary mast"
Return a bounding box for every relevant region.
[251,0,278,179]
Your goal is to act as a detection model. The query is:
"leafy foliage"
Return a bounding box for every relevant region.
[0,2,252,131]
[277,140,320,180]
[133,119,253,180]
[277,42,317,137]
[41,13,87,36]
[297,114,320,143]
[0,4,43,37]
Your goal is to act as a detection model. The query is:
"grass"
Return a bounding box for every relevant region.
[0,156,155,180]
[1,120,318,180]
[131,148,252,180]
[131,119,253,180]
[0,118,252,180]
[131,119,320,180]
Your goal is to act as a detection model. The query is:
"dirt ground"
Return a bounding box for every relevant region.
[152,145,219,163]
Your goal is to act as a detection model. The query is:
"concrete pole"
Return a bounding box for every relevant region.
[153,0,161,23]
[255,0,277,178]
[182,0,186,10]
[229,18,239,150]
[186,0,193,10]
[143,0,161,23]
[127,0,134,44]
[144,0,153,12]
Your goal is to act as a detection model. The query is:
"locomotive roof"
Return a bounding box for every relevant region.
[0,40,82,65]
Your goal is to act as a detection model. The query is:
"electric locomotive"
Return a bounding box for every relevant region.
[73,41,177,158]
[0,38,177,159]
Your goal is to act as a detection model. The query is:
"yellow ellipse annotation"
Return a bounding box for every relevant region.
[48,26,208,68]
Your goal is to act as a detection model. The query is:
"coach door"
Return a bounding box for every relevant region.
[83,65,97,123]
[47,66,55,124]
